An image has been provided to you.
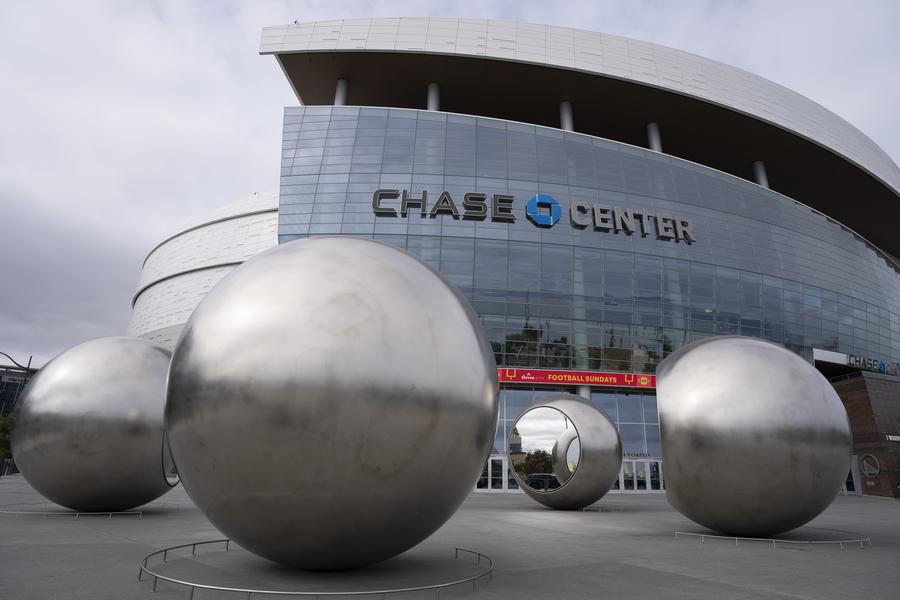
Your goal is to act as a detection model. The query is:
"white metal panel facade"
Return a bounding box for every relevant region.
[127,193,278,347]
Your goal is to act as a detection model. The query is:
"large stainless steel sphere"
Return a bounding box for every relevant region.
[166,237,499,570]
[657,336,852,537]
[11,337,175,512]
[509,394,622,510]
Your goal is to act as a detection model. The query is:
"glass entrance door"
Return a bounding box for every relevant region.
[490,457,504,491]
[475,454,512,493]
[476,455,664,494]
[635,461,647,491]
[841,455,861,496]
[622,461,635,491]
[648,461,663,491]
[613,460,664,493]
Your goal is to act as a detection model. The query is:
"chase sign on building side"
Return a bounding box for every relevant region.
[372,189,695,242]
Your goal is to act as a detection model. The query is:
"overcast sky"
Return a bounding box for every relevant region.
[1,1,898,367]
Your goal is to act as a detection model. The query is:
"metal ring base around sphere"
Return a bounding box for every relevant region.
[137,539,494,598]
[673,530,872,550]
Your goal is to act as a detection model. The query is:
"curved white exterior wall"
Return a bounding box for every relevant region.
[127,192,278,348]
[260,17,900,195]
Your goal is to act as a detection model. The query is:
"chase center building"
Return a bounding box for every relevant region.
[128,19,900,497]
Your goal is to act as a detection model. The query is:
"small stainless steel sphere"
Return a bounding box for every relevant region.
[509,394,622,510]
[166,237,499,570]
[11,336,175,512]
[657,336,852,537]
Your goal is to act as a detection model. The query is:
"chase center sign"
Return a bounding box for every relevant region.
[372,189,696,242]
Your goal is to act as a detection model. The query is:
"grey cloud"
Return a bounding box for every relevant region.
[0,180,137,365]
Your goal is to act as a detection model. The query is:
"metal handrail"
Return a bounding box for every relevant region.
[138,539,493,598]
[0,509,142,519]
[581,504,623,512]
[674,530,872,550]
[0,502,143,519]
[0,499,182,519]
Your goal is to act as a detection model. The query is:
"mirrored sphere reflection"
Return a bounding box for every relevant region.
[166,237,499,570]
[11,336,174,512]
[657,336,852,537]
[509,394,622,509]
[552,425,580,485]
[510,406,578,491]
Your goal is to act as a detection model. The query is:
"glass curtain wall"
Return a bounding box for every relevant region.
[280,107,900,375]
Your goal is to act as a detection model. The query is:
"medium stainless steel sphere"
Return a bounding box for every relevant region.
[509,394,622,510]
[657,336,852,537]
[11,336,175,512]
[166,237,499,570]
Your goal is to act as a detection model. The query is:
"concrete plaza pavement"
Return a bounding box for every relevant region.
[0,474,898,599]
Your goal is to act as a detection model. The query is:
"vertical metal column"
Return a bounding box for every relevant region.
[576,385,592,401]
[753,160,769,188]
[427,82,440,111]
[647,122,663,152]
[572,254,589,370]
[559,101,574,132]
[334,78,349,106]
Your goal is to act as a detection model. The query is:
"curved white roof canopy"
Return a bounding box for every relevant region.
[261,18,899,193]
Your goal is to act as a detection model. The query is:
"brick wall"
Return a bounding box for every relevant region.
[832,373,900,499]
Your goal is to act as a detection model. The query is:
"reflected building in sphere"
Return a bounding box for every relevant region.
[128,18,900,499]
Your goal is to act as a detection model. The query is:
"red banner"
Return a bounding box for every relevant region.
[498,368,655,388]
